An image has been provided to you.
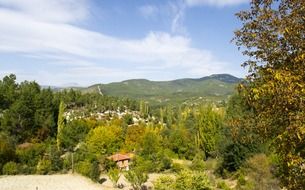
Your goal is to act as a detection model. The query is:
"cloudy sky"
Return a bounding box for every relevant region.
[0,0,249,86]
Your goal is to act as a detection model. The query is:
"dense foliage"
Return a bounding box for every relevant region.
[0,73,283,189]
[234,0,305,189]
[154,170,211,190]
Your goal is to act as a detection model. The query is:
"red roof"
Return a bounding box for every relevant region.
[108,153,131,162]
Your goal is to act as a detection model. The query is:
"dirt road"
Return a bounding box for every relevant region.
[0,173,162,190]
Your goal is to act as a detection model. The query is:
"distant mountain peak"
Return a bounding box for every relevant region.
[60,82,82,87]
[198,74,242,83]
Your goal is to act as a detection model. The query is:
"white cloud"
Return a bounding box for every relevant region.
[168,0,248,36]
[0,0,88,23]
[0,1,236,85]
[138,5,159,19]
[169,1,187,35]
[185,0,249,7]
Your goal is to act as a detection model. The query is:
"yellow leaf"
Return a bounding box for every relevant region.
[297,132,302,140]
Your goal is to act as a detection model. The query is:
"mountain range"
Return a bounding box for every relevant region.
[70,74,242,106]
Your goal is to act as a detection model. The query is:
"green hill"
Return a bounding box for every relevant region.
[80,74,242,106]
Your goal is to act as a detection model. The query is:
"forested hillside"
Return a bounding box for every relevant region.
[73,74,241,106]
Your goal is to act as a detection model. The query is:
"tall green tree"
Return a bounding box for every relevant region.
[195,106,223,158]
[234,0,305,188]
[57,101,66,150]
[0,74,17,110]
[85,125,122,156]
[219,94,262,172]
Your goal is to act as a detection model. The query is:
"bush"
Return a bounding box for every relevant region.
[131,156,154,173]
[2,161,18,175]
[16,143,45,173]
[36,157,52,174]
[159,154,172,171]
[153,170,212,190]
[62,153,72,172]
[135,151,173,173]
[217,181,232,190]
[237,173,247,186]
[190,156,206,171]
[48,145,63,172]
[205,158,218,171]
[75,159,100,182]
[154,175,175,190]
[99,155,116,172]
[237,154,280,190]
[171,163,185,173]
[124,168,148,190]
[219,143,252,173]
[175,170,211,190]
[0,133,15,172]
[107,168,121,187]
[19,164,35,174]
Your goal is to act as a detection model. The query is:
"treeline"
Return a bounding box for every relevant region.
[0,74,224,171]
[0,74,282,189]
[0,74,139,174]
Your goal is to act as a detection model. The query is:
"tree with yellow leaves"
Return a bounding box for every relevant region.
[234,0,305,189]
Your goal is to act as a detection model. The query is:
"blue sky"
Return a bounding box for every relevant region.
[0,0,250,86]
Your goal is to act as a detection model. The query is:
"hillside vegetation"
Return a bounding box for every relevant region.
[0,74,282,190]
[79,74,241,106]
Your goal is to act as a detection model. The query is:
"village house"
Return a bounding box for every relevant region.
[108,153,131,171]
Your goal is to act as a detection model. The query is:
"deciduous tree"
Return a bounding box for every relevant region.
[234,0,305,188]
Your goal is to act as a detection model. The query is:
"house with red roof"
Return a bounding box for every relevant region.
[108,153,131,171]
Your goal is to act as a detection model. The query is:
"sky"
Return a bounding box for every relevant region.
[0,0,250,86]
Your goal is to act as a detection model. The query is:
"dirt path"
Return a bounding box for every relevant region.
[0,174,106,190]
[0,173,164,190]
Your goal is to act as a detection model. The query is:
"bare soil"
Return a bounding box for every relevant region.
[0,173,164,190]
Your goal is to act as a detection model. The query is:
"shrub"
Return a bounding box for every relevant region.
[190,156,206,171]
[175,170,211,190]
[134,151,173,173]
[217,181,232,190]
[75,159,100,182]
[62,153,72,172]
[48,145,63,172]
[0,133,15,172]
[99,155,116,172]
[124,168,148,190]
[237,173,247,186]
[219,143,253,173]
[107,168,121,187]
[16,143,45,173]
[131,156,154,173]
[171,163,185,173]
[153,170,212,190]
[154,175,175,190]
[2,161,18,175]
[19,164,35,174]
[205,158,218,171]
[237,154,280,190]
[159,154,172,171]
[36,157,52,174]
